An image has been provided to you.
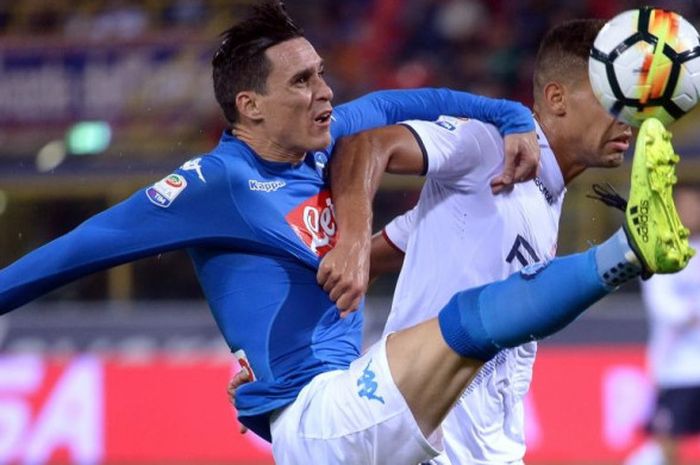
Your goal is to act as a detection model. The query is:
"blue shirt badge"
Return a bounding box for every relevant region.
[313,151,328,178]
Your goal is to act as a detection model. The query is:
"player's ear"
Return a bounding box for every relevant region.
[542,81,566,116]
[236,91,263,121]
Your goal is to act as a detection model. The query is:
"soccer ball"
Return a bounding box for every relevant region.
[589,7,700,127]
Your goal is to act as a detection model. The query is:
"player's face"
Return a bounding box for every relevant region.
[565,78,632,168]
[257,38,334,154]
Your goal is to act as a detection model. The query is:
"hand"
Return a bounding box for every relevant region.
[491,131,540,194]
[227,369,252,434]
[317,239,370,317]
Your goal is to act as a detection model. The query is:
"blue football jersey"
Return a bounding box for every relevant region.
[0,88,535,440]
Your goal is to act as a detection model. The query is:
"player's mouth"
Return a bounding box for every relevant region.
[608,133,632,152]
[313,110,332,128]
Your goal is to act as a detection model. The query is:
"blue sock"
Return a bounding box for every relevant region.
[438,249,611,360]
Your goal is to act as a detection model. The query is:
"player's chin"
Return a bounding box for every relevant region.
[603,151,625,167]
[307,132,331,151]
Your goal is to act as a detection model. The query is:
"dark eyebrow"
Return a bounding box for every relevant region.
[289,61,325,84]
[290,68,314,84]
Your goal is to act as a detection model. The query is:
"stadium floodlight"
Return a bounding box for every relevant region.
[66,121,112,155]
[35,140,67,173]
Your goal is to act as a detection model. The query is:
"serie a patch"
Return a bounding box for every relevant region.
[146,174,188,208]
[433,115,470,131]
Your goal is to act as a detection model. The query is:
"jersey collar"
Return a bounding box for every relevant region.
[534,120,566,202]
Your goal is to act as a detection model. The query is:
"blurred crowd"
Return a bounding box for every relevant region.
[2,0,700,161]
[0,0,223,40]
[2,0,700,105]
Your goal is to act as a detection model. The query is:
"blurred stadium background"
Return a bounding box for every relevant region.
[1,0,700,464]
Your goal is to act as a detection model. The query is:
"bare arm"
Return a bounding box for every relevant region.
[369,230,406,283]
[317,126,421,315]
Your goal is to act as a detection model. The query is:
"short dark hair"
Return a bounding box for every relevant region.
[533,19,606,98]
[212,1,304,124]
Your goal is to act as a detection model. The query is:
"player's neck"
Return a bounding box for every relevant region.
[231,125,306,164]
[533,112,584,186]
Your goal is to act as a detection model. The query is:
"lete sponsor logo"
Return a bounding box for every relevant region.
[146,174,187,208]
[285,190,337,256]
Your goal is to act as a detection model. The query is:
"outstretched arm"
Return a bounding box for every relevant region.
[0,199,188,313]
[335,88,534,137]
[0,157,236,314]
[333,88,539,191]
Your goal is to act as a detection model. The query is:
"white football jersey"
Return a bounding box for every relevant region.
[642,236,700,388]
[383,116,565,465]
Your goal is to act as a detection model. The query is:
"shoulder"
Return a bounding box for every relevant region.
[402,116,502,161]
[404,116,500,142]
[201,142,267,183]
[176,153,228,184]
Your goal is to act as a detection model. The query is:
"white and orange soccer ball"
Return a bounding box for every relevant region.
[589,7,700,127]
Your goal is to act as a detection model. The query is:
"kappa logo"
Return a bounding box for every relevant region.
[285,190,337,256]
[249,179,286,192]
[146,174,187,208]
[181,157,206,183]
[357,359,385,404]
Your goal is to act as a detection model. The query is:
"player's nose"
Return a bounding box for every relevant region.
[316,78,334,102]
[618,121,632,134]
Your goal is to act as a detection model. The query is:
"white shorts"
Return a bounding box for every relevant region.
[270,335,443,465]
[426,344,535,465]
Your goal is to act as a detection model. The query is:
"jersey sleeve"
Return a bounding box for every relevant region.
[401,116,503,190]
[329,88,533,153]
[0,155,246,314]
[383,206,417,253]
